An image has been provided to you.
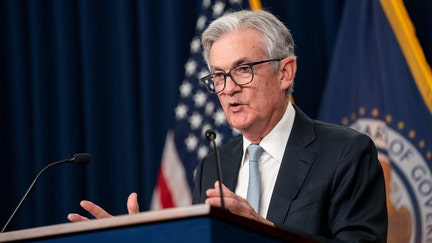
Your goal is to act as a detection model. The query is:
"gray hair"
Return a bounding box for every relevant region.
[201,10,296,95]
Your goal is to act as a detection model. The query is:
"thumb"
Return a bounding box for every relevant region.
[127,192,140,214]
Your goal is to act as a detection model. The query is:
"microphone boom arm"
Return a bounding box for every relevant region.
[1,153,90,233]
[205,129,226,209]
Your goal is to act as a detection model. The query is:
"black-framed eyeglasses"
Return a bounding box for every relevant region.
[200,58,282,94]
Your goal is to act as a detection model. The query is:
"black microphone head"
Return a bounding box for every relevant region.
[205,129,216,141]
[72,153,91,164]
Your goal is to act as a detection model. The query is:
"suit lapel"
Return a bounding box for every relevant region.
[266,106,317,223]
[219,137,243,191]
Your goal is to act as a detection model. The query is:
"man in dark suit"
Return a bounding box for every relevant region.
[193,9,387,242]
[68,9,387,242]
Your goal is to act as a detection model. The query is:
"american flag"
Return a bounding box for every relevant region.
[150,0,259,209]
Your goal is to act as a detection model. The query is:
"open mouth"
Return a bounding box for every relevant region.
[228,102,243,111]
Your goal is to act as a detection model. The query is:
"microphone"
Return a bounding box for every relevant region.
[205,129,225,209]
[1,153,91,233]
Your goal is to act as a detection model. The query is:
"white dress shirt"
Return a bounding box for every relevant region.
[235,102,295,218]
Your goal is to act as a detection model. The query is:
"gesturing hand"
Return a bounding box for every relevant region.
[205,181,275,227]
[67,192,140,222]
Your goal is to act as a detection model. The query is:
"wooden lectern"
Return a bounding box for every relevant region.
[0,204,320,242]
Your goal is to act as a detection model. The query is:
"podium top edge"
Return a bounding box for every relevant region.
[0,204,213,242]
[0,204,321,243]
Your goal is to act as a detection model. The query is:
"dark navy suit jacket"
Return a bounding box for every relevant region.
[192,105,387,242]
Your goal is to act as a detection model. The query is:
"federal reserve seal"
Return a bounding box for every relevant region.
[343,108,432,243]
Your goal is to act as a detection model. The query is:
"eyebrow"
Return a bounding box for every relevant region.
[210,58,250,72]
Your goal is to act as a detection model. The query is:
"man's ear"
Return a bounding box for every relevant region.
[279,57,297,90]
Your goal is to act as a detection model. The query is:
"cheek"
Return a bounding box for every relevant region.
[254,83,284,108]
[256,79,281,98]
[217,95,230,113]
[217,94,225,107]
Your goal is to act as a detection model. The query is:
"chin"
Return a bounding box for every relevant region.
[229,120,249,132]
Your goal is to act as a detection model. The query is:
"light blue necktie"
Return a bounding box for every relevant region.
[246,144,264,213]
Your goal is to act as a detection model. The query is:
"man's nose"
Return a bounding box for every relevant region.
[223,75,241,94]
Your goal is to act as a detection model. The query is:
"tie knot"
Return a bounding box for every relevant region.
[247,144,263,163]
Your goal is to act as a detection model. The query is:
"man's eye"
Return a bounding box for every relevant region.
[213,72,225,79]
[235,65,251,73]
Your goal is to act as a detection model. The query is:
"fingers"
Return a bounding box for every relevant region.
[205,181,242,206]
[127,192,140,214]
[206,181,232,197]
[80,200,113,219]
[68,193,139,223]
[67,200,107,222]
[205,181,255,216]
[205,181,223,198]
[204,182,275,226]
[67,213,89,222]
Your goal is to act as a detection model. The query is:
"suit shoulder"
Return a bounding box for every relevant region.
[292,105,372,147]
[202,135,242,162]
[313,120,374,145]
[219,135,242,149]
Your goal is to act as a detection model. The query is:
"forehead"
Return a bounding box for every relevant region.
[209,28,267,69]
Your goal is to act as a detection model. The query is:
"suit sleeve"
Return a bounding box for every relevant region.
[328,133,388,242]
[192,158,205,204]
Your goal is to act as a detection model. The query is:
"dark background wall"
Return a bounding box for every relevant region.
[0,0,430,231]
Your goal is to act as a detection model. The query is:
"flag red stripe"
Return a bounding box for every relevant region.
[157,168,175,208]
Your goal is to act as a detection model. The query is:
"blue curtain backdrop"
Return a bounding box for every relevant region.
[0,0,430,231]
